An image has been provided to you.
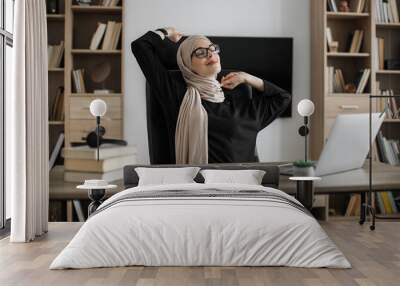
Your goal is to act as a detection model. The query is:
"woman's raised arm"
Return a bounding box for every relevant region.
[130,28,182,94]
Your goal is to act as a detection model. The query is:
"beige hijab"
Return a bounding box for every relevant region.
[175,35,225,164]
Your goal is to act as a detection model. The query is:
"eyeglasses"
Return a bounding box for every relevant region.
[191,43,221,59]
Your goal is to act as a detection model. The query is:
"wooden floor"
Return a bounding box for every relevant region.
[0,221,399,286]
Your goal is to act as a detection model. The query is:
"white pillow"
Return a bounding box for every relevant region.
[135,167,200,186]
[200,169,266,185]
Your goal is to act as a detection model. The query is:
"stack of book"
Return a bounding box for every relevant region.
[89,21,122,50]
[376,131,400,165]
[327,67,370,93]
[346,30,364,53]
[375,0,399,23]
[48,41,64,68]
[62,145,137,183]
[376,191,399,214]
[101,0,120,6]
[49,86,64,121]
[72,69,86,93]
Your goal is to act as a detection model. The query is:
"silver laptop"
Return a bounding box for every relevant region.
[281,113,385,177]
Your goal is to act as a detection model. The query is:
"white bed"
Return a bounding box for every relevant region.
[50,183,351,269]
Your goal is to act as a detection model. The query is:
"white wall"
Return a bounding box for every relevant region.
[124,0,310,163]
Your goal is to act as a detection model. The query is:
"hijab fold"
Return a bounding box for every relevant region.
[175,35,224,164]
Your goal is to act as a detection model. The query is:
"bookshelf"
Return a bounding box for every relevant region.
[46,0,124,168]
[311,0,400,216]
[64,0,124,147]
[47,0,66,166]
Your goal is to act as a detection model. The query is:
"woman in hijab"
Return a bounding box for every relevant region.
[131,27,291,164]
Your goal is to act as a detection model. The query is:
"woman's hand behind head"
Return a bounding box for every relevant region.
[165,27,183,43]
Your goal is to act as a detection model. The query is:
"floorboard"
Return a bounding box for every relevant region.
[0,221,399,286]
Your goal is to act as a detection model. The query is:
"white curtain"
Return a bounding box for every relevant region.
[9,0,49,242]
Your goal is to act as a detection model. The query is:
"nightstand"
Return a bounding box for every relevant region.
[289,176,321,210]
[77,180,117,216]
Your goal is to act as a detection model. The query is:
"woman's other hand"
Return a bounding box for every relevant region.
[165,27,183,43]
[221,71,265,92]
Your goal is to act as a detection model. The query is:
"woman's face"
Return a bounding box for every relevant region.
[190,38,221,79]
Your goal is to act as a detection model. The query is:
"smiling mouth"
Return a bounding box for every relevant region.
[207,60,218,65]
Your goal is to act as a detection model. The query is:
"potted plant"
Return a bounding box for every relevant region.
[293,160,315,177]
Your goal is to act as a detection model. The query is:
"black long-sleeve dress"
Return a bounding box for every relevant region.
[131,31,292,163]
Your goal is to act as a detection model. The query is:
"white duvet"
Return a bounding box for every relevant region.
[50,183,351,269]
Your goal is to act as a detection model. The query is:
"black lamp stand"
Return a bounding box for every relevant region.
[298,116,310,162]
[360,94,400,231]
[96,116,100,161]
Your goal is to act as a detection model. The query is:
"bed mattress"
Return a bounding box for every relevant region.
[50,183,351,269]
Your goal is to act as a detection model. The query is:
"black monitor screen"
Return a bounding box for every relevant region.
[208,36,293,117]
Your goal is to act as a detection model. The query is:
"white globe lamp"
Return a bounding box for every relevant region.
[297,99,315,162]
[89,99,107,160]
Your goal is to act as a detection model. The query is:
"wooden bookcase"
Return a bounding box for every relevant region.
[64,0,124,147]
[310,0,400,215]
[47,0,66,162]
[310,0,400,159]
[47,0,124,163]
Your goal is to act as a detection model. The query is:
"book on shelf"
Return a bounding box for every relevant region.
[327,0,338,12]
[49,133,65,170]
[376,131,400,165]
[64,168,123,183]
[101,21,122,50]
[373,37,385,70]
[347,30,364,53]
[376,83,399,118]
[355,68,370,93]
[101,0,120,7]
[382,192,394,214]
[72,200,85,222]
[388,191,399,213]
[336,69,346,91]
[326,27,334,51]
[327,66,369,94]
[345,194,361,216]
[376,0,399,23]
[327,66,342,93]
[111,22,122,50]
[65,155,137,172]
[50,86,65,121]
[89,22,107,50]
[48,41,64,69]
[72,69,86,93]
[350,0,367,13]
[377,191,400,214]
[62,144,137,160]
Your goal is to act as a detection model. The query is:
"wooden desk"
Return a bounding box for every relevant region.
[279,162,400,194]
[280,162,400,223]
